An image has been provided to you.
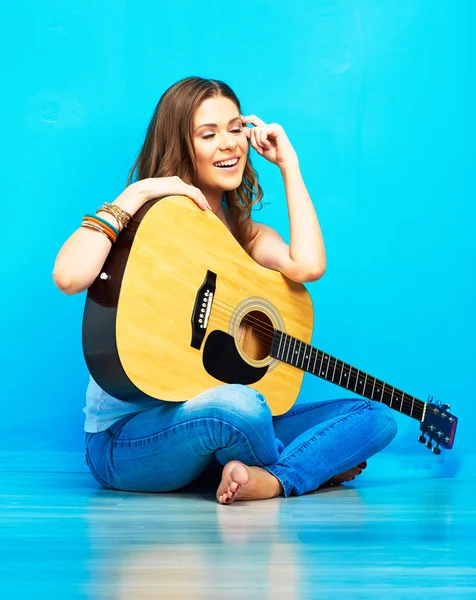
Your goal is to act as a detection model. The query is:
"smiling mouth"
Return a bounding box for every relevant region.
[213,157,240,168]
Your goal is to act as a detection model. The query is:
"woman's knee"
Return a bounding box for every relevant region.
[367,401,398,444]
[191,384,271,426]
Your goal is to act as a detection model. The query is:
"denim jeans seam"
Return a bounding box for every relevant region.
[264,464,292,498]
[313,413,397,481]
[86,447,115,489]
[273,398,371,421]
[109,417,271,467]
[112,417,251,448]
[278,402,371,468]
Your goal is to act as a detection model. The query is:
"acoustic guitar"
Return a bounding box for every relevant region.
[82,195,458,454]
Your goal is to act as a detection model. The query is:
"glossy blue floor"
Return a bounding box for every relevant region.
[1,451,475,599]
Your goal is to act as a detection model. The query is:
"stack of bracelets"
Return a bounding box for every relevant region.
[81,202,134,244]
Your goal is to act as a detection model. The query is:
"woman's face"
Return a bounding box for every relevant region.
[192,96,249,195]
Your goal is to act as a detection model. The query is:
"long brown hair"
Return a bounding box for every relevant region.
[127,76,263,252]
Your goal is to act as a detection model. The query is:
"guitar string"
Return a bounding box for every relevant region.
[208,300,420,405]
[201,296,438,420]
[204,308,426,417]
[208,310,426,419]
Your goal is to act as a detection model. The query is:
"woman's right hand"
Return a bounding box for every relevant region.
[136,176,211,211]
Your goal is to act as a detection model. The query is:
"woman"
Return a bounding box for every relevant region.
[53,76,397,504]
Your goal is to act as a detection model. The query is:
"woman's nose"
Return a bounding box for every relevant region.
[219,132,237,149]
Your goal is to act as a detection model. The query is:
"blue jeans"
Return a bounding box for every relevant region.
[85,384,397,497]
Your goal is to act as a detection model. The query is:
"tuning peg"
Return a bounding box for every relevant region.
[441,403,451,411]
[432,445,441,455]
[426,439,433,450]
[418,434,426,444]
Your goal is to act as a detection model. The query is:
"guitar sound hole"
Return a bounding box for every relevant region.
[238,310,273,361]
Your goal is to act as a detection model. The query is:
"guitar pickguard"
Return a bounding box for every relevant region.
[202,330,269,384]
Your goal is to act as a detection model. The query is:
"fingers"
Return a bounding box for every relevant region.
[260,128,271,149]
[250,127,270,155]
[188,185,211,211]
[250,129,263,155]
[242,114,272,155]
[170,176,210,210]
[241,114,266,128]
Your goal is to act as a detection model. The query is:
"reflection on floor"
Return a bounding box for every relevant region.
[1,452,474,599]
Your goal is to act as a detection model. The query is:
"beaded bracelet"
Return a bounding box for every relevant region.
[97,202,133,229]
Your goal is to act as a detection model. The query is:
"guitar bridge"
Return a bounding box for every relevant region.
[190,270,217,349]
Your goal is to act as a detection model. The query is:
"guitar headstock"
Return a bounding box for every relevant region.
[419,401,458,453]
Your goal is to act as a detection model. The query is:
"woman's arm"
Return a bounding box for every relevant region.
[241,115,326,284]
[52,182,145,295]
[249,158,326,283]
[52,178,210,295]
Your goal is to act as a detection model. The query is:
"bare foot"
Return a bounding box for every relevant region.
[216,460,284,504]
[322,461,367,488]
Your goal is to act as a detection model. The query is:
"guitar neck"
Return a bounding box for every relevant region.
[270,330,426,422]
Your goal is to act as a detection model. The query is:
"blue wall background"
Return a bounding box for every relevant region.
[3,0,474,477]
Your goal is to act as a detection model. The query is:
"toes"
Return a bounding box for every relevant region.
[220,487,238,504]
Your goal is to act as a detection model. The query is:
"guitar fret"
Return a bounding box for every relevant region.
[331,357,337,383]
[375,380,383,402]
[277,332,284,361]
[347,364,352,388]
[353,369,360,392]
[285,335,292,364]
[271,330,427,423]
[300,341,306,370]
[338,361,343,386]
[324,355,330,379]
[351,366,357,389]
[318,351,325,376]
[387,385,394,408]
[312,348,318,375]
[305,345,311,370]
[306,345,312,371]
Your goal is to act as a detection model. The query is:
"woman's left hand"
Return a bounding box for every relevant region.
[241,115,298,169]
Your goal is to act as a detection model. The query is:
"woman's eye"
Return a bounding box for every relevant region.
[202,128,242,140]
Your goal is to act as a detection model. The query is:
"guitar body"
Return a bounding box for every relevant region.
[83,195,313,415]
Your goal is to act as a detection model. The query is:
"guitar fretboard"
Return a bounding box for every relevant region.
[270,330,425,421]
